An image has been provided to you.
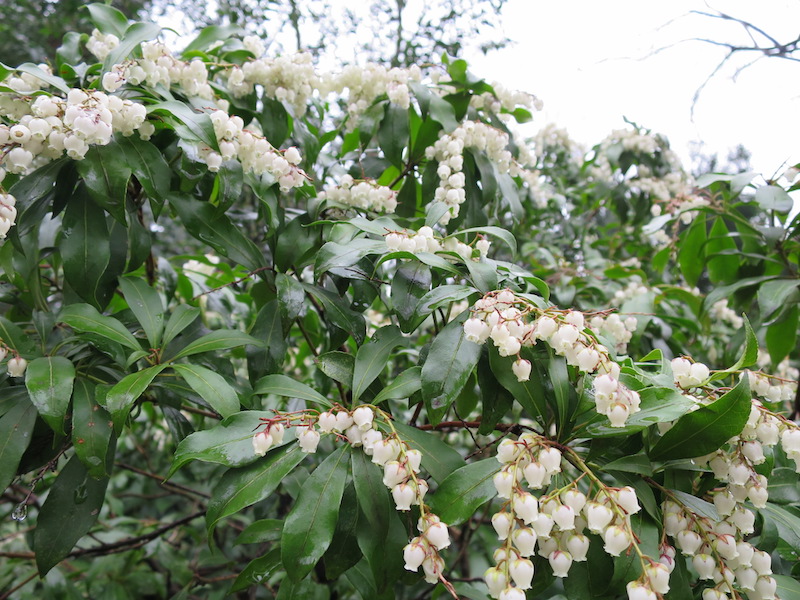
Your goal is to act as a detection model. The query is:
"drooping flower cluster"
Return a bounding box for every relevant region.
[252,405,452,589]
[662,495,777,600]
[588,312,638,354]
[384,226,490,262]
[671,357,711,390]
[230,52,319,116]
[85,29,120,61]
[487,433,655,599]
[0,87,149,175]
[470,81,542,117]
[464,290,641,427]
[425,120,515,223]
[319,174,398,213]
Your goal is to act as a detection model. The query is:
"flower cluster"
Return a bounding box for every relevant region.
[85,29,120,61]
[384,226,490,262]
[662,496,777,600]
[319,174,397,213]
[470,81,542,116]
[203,110,306,191]
[464,290,641,427]
[252,405,452,588]
[232,52,318,116]
[0,87,149,175]
[671,357,711,390]
[588,312,638,354]
[425,120,514,223]
[487,433,654,599]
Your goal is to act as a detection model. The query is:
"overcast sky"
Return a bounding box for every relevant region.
[468,0,800,177]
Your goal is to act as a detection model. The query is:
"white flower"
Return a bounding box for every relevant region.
[512,358,532,382]
[392,483,415,510]
[298,428,320,453]
[403,539,426,571]
[509,558,534,589]
[252,430,273,456]
[548,550,573,577]
[424,521,450,550]
[352,406,374,431]
[603,525,631,556]
[6,356,27,377]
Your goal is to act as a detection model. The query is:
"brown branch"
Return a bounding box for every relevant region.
[115,462,210,499]
[0,571,37,600]
[191,265,273,300]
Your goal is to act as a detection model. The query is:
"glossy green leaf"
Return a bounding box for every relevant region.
[59,303,141,351]
[170,329,263,361]
[148,101,219,150]
[34,451,112,575]
[392,263,431,331]
[119,277,165,350]
[60,190,117,310]
[378,104,409,168]
[323,483,363,579]
[162,305,201,346]
[282,445,350,582]
[71,379,113,479]
[169,410,275,478]
[314,239,385,279]
[351,451,390,535]
[393,422,465,483]
[13,62,70,93]
[207,442,305,536]
[411,284,475,329]
[670,490,719,521]
[103,21,161,70]
[352,325,405,404]
[489,347,548,425]
[371,367,422,405]
[116,134,172,213]
[183,24,243,54]
[710,316,758,380]
[235,519,283,545]
[421,311,481,424]
[0,397,37,492]
[602,453,653,476]
[230,548,282,593]
[678,214,706,287]
[759,503,800,556]
[758,278,799,323]
[25,356,75,435]
[276,273,306,322]
[766,305,798,366]
[316,351,354,386]
[105,364,168,430]
[253,374,332,408]
[774,575,800,600]
[767,467,800,504]
[172,364,239,417]
[84,3,129,36]
[650,375,751,461]
[706,217,738,284]
[427,459,501,525]
[76,142,131,223]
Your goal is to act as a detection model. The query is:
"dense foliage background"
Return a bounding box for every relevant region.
[0,4,799,600]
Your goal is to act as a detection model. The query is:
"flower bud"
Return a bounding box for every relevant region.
[424,521,450,550]
[603,525,631,556]
[512,358,531,382]
[7,356,27,377]
[298,428,320,453]
[403,539,426,571]
[693,553,716,579]
[493,469,514,499]
[352,406,374,431]
[484,567,507,599]
[509,558,534,589]
[548,550,573,577]
[252,430,273,456]
[512,527,537,557]
[492,511,513,540]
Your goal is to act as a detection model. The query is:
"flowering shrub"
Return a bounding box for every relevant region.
[0,5,799,599]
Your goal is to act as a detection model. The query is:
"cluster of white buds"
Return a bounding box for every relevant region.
[201,110,306,191]
[747,370,796,404]
[488,433,651,598]
[319,174,397,213]
[3,348,28,378]
[384,226,490,262]
[464,290,640,427]
[425,120,514,223]
[708,299,745,329]
[0,192,17,238]
[610,280,651,306]
[470,81,542,117]
[588,313,638,354]
[233,53,318,116]
[662,498,777,600]
[0,87,149,174]
[100,40,214,99]
[86,29,120,61]
[322,63,421,127]
[671,357,710,390]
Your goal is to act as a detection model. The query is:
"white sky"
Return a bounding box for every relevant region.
[468,0,800,176]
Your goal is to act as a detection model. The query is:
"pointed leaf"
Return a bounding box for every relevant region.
[162,305,201,346]
[282,445,351,582]
[0,397,37,492]
[253,374,332,408]
[59,303,141,351]
[172,363,240,418]
[427,459,501,525]
[393,422,465,483]
[71,379,113,479]
[119,277,165,349]
[352,325,405,403]
[170,329,263,361]
[105,364,168,430]
[372,367,422,405]
[25,356,75,435]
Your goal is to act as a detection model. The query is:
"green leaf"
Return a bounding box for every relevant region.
[76,142,131,224]
[169,410,276,477]
[352,325,405,404]
[170,329,263,361]
[650,375,751,461]
[755,185,793,212]
[119,277,165,350]
[427,459,501,525]
[34,451,112,575]
[317,351,354,386]
[351,451,390,535]
[411,284,476,329]
[103,21,162,71]
[0,397,37,492]
[206,443,305,536]
[104,364,168,430]
[84,3,129,36]
[774,575,800,600]
[670,490,719,521]
[706,217,739,284]
[230,548,282,593]
[60,190,117,310]
[456,226,517,256]
[421,311,481,424]
[235,519,283,545]
[678,214,706,287]
[758,279,799,322]
[759,503,800,556]
[183,24,243,55]
[323,483,363,579]
[392,263,431,331]
[148,102,219,151]
[767,467,800,504]
[59,303,141,351]
[276,273,306,322]
[392,422,465,483]
[766,305,798,365]
[377,104,409,168]
[116,135,172,214]
[172,364,240,417]
[71,379,113,479]
[371,367,422,405]
[259,97,292,147]
[602,453,653,476]
[253,374,332,408]
[12,63,70,94]
[162,305,201,346]
[282,445,351,582]
[710,316,758,380]
[314,239,386,279]
[169,193,265,271]
[489,347,548,425]
[25,356,75,435]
